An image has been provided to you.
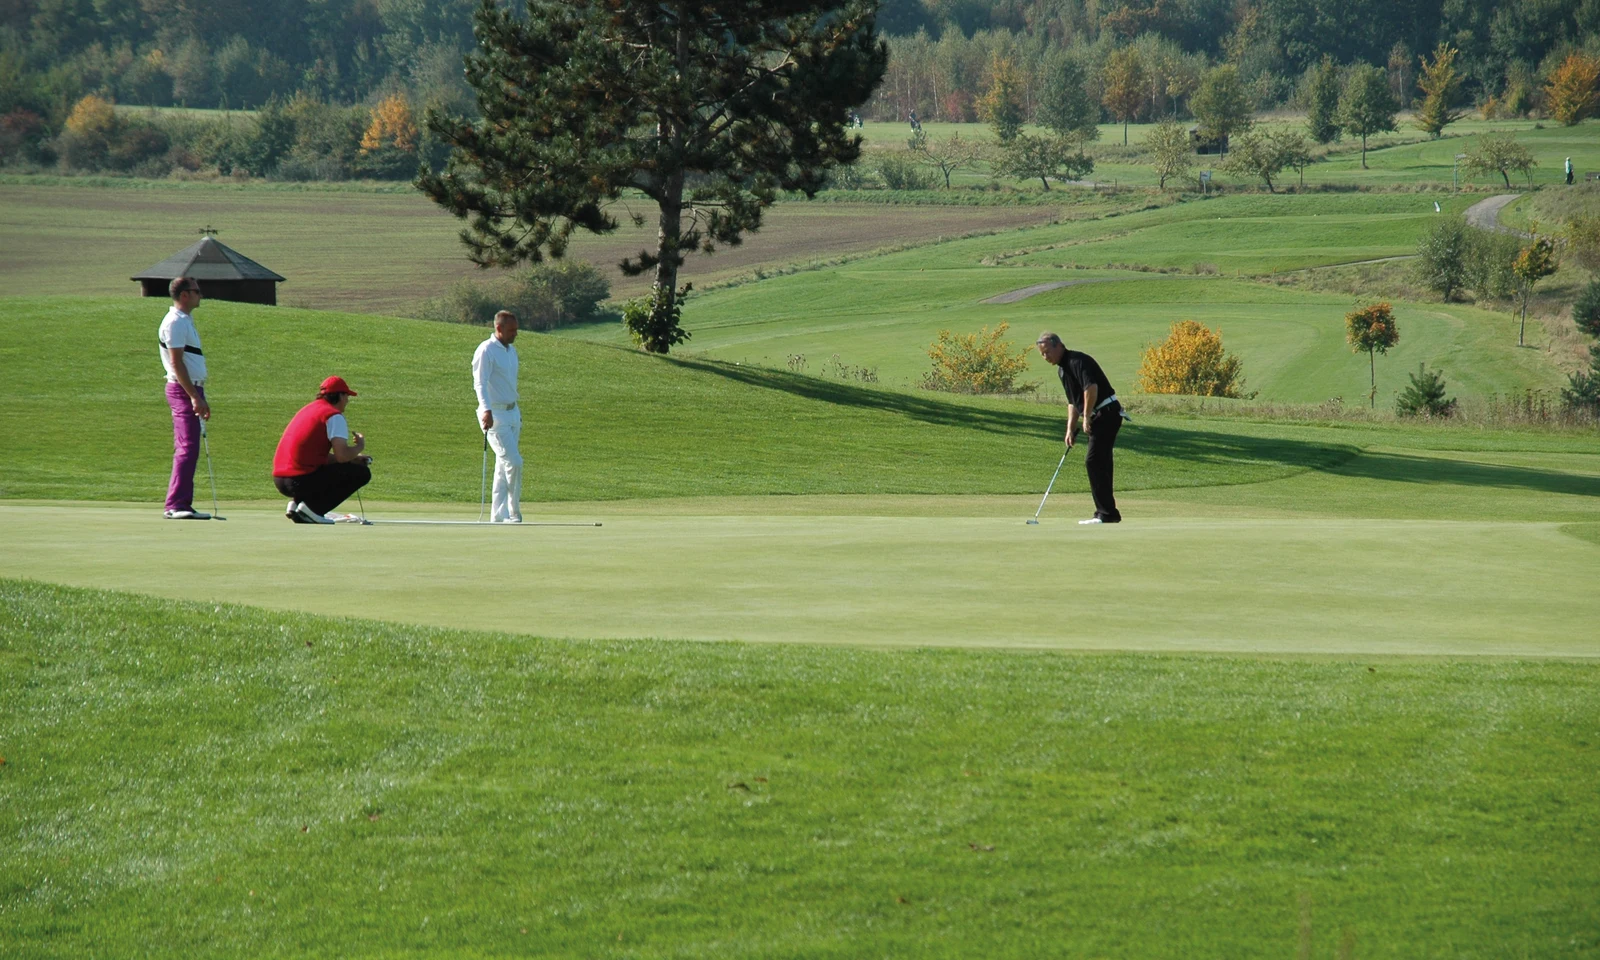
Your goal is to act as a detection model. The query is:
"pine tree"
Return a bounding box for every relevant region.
[417,1,887,354]
[1396,363,1456,417]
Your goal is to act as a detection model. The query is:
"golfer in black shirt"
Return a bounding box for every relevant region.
[1036,331,1125,524]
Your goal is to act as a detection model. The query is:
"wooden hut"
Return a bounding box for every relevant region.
[132,236,285,305]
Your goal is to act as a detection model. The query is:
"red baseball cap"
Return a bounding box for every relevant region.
[318,375,358,397]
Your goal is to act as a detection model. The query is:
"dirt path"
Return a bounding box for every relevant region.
[981,277,1125,304]
[1464,194,1526,235]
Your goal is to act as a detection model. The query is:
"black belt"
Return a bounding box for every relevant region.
[159,340,203,356]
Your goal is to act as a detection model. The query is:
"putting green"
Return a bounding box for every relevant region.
[5,493,1595,657]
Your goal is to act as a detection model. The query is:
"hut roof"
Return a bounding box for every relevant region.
[131,237,285,283]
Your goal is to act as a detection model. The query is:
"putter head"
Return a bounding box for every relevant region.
[1025,519,1039,525]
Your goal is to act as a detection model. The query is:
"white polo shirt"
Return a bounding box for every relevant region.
[158,305,206,384]
[472,335,519,412]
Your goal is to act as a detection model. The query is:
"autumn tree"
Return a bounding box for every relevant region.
[1137,320,1246,397]
[361,93,417,153]
[1338,63,1398,169]
[1305,55,1342,144]
[1146,117,1192,189]
[1513,236,1559,346]
[921,322,1034,393]
[1190,64,1252,150]
[1414,44,1463,138]
[1544,53,1600,127]
[418,1,887,354]
[1463,132,1537,188]
[1345,302,1400,407]
[978,53,1026,144]
[1101,47,1146,146]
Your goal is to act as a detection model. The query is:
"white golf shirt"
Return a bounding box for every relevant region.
[158,305,206,384]
[472,335,518,412]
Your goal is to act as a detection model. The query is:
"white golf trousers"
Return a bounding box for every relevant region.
[485,407,523,522]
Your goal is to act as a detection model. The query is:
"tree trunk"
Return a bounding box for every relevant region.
[1361,133,1368,169]
[1519,288,1528,346]
[1039,175,1050,191]
[1501,168,1511,189]
[1369,348,1376,407]
[1123,118,1128,146]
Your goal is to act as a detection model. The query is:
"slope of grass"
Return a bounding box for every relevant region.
[4,579,1598,958]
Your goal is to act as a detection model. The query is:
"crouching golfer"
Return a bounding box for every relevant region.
[272,376,372,524]
[1036,331,1126,525]
[473,310,523,523]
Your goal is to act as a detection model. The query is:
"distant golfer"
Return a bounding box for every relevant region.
[158,276,211,520]
[272,376,372,524]
[473,310,523,523]
[1567,157,1574,185]
[1036,332,1125,525]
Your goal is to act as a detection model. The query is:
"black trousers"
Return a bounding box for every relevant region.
[1084,403,1122,521]
[273,461,371,516]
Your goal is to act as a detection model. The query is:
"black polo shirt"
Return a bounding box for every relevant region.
[1057,350,1115,409]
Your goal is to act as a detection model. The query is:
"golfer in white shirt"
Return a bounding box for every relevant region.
[473,310,523,523]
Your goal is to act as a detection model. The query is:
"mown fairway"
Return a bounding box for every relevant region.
[0,179,1065,313]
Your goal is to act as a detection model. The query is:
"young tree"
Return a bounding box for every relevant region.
[1414,215,1472,300]
[1544,53,1600,127]
[1463,132,1537,188]
[1037,51,1101,144]
[1146,117,1192,189]
[1137,320,1246,397]
[1305,55,1342,144]
[1570,277,1600,338]
[1190,64,1253,150]
[1395,363,1456,417]
[1272,126,1314,188]
[978,53,1026,145]
[1414,43,1463,138]
[910,131,981,188]
[1345,302,1400,407]
[1513,236,1559,346]
[994,134,1093,191]
[1338,63,1398,169]
[1221,126,1287,191]
[1101,47,1146,146]
[417,1,887,354]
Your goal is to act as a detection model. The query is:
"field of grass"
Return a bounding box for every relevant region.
[0,181,1066,313]
[5,579,1599,958]
[859,118,1600,193]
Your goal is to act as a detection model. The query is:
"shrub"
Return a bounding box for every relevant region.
[1395,363,1456,417]
[876,151,934,190]
[1562,346,1600,416]
[1136,319,1246,397]
[1465,230,1521,300]
[921,322,1034,394]
[420,260,612,331]
[1574,278,1600,339]
[1414,215,1472,300]
[1567,216,1600,275]
[622,284,691,353]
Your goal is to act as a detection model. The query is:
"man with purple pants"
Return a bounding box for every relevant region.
[158,277,212,519]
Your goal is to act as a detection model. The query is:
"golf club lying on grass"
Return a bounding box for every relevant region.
[200,420,225,521]
[1026,452,1068,525]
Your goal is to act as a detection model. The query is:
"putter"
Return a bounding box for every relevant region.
[199,419,225,521]
[478,430,489,523]
[1026,452,1068,525]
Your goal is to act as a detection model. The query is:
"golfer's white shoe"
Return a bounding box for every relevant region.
[1078,517,1104,525]
[498,516,523,524]
[292,501,335,525]
[285,500,298,519]
[164,508,210,520]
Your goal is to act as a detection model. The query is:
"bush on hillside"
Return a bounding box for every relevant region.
[1568,216,1600,275]
[1414,215,1472,300]
[1137,320,1247,398]
[1465,230,1522,301]
[1562,346,1600,416]
[419,261,611,331]
[877,152,935,190]
[920,322,1034,394]
[1395,363,1456,417]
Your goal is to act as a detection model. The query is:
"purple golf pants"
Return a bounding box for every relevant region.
[165,382,205,512]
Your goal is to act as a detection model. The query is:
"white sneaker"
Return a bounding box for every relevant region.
[292,501,335,525]
[1078,517,1104,525]
[164,508,210,520]
[285,500,298,518]
[498,516,523,524]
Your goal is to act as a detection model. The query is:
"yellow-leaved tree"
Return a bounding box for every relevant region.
[921,322,1035,394]
[1137,320,1246,397]
[1544,53,1600,127]
[65,95,117,137]
[360,94,417,154]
